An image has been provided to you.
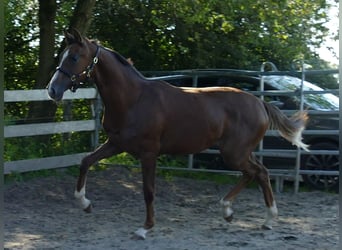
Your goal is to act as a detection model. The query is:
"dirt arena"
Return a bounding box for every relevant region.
[4,166,338,250]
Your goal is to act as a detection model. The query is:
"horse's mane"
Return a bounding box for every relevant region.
[90,39,147,80]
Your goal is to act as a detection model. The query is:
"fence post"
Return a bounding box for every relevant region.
[187,74,199,169]
[260,62,284,192]
[293,59,306,193]
[93,92,102,150]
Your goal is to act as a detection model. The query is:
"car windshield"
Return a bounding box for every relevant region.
[263,75,339,111]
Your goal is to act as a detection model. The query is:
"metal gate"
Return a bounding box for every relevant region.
[143,63,339,193]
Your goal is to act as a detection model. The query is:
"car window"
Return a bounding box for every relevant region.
[263,75,339,111]
[198,76,258,91]
[226,80,257,91]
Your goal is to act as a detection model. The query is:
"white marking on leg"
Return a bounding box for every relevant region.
[263,201,278,230]
[134,228,150,240]
[220,199,234,218]
[74,186,91,210]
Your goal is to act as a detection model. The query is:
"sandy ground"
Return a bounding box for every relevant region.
[4,166,339,250]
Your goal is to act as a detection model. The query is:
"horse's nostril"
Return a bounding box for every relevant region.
[48,87,56,99]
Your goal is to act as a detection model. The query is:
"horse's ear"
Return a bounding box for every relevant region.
[64,28,83,45]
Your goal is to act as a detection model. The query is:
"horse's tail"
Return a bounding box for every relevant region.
[263,102,309,151]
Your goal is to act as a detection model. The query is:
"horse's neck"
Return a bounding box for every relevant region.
[94,52,143,121]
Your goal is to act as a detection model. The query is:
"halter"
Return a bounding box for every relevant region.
[56,45,100,92]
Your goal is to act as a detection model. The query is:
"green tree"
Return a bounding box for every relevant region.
[5,0,40,124]
[90,0,335,72]
[26,0,57,122]
[5,0,38,90]
[5,0,338,119]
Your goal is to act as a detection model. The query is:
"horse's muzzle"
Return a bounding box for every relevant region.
[47,84,63,102]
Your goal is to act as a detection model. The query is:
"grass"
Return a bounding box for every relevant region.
[5,168,66,184]
[4,158,241,187]
[157,168,241,185]
[4,153,336,193]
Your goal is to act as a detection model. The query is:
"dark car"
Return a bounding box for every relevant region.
[152,70,339,191]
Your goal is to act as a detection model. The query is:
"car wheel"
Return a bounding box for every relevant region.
[302,142,339,191]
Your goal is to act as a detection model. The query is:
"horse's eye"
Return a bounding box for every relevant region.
[70,54,80,63]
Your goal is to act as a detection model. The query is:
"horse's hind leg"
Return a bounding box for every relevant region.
[219,149,278,228]
[220,155,278,229]
[250,155,278,229]
[220,165,254,222]
[75,140,119,212]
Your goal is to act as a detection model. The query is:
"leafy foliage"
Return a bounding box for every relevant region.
[5,0,39,90]
[90,0,335,71]
[4,132,94,162]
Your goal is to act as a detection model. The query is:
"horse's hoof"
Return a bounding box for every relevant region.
[134,228,149,240]
[224,215,233,222]
[83,204,92,213]
[261,224,273,230]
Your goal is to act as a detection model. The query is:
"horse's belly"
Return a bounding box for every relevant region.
[159,127,219,154]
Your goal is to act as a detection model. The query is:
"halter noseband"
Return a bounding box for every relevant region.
[56,45,100,92]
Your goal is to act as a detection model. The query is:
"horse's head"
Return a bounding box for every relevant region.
[47,28,99,101]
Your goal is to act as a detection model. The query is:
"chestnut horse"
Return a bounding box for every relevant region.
[47,29,308,239]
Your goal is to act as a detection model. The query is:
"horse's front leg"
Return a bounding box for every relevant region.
[74,140,119,212]
[135,152,157,239]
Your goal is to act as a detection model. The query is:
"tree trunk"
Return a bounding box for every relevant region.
[57,0,97,56]
[27,0,57,123]
[69,0,97,34]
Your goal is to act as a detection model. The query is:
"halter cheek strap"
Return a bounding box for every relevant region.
[56,45,100,92]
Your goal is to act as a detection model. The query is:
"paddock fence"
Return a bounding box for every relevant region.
[4,88,101,174]
[4,66,339,193]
